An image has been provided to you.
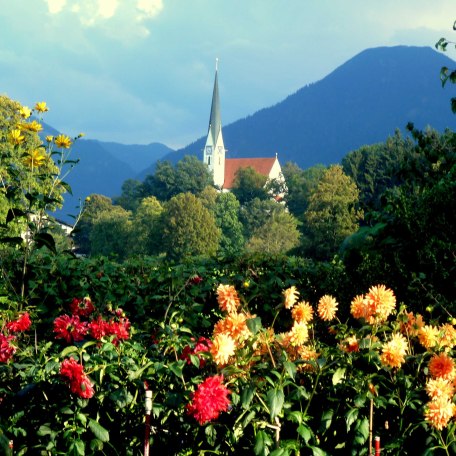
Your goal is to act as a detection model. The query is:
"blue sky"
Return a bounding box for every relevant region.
[0,0,454,148]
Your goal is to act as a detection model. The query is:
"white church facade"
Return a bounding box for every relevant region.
[202,65,284,191]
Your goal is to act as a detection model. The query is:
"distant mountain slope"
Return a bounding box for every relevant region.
[48,137,173,221]
[170,46,456,168]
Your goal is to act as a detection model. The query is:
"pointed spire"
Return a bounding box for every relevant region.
[208,59,222,146]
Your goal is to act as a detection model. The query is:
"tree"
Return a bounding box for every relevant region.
[161,193,221,261]
[281,162,326,219]
[89,205,133,261]
[114,179,142,212]
[304,165,363,260]
[246,211,300,255]
[141,156,212,201]
[132,196,163,256]
[72,194,114,254]
[231,167,269,205]
[342,130,414,213]
[214,192,245,258]
[239,198,283,240]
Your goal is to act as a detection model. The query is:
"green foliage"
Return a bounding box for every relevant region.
[231,166,269,204]
[436,20,456,113]
[303,165,363,260]
[141,155,213,201]
[90,205,133,261]
[113,178,142,212]
[161,192,221,261]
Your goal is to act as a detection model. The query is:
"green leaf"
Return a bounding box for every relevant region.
[88,419,109,443]
[168,360,185,378]
[319,409,333,432]
[246,316,262,335]
[37,424,53,436]
[254,430,273,456]
[297,424,312,444]
[310,446,329,456]
[60,346,79,358]
[34,232,56,253]
[283,360,296,380]
[76,413,87,426]
[345,407,359,432]
[353,416,369,445]
[69,439,85,456]
[270,448,288,456]
[241,385,256,409]
[332,367,346,385]
[267,388,284,421]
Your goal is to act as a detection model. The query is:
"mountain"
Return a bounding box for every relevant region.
[167,46,456,168]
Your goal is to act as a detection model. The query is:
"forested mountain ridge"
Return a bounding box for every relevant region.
[169,45,456,168]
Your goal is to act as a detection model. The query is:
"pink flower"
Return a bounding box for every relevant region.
[53,315,88,343]
[69,296,95,317]
[6,312,31,332]
[187,375,231,425]
[0,334,16,363]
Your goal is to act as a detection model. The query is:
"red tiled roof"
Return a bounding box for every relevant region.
[223,157,277,189]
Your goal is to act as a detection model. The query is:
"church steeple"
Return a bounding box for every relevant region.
[203,59,225,188]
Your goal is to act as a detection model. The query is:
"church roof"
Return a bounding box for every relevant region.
[208,70,222,146]
[223,157,277,189]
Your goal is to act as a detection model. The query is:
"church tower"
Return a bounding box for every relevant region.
[203,60,226,188]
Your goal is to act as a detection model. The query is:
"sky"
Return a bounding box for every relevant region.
[0,1,455,149]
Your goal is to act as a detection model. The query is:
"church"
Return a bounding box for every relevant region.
[202,64,283,190]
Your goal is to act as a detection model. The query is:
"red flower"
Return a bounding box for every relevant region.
[187,375,231,425]
[70,296,95,317]
[180,337,212,368]
[6,312,31,332]
[60,357,94,399]
[88,316,130,345]
[53,314,88,343]
[0,334,16,363]
[88,316,109,340]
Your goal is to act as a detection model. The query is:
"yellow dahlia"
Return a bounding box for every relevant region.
[424,397,456,430]
[55,134,72,149]
[216,284,240,314]
[380,333,408,369]
[23,149,47,167]
[35,101,49,113]
[439,324,456,350]
[288,321,309,347]
[317,295,338,321]
[418,325,439,350]
[19,106,31,119]
[283,286,299,309]
[291,301,313,324]
[425,378,455,400]
[428,352,455,380]
[8,129,25,145]
[210,333,235,365]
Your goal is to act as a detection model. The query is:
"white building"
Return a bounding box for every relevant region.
[202,64,284,191]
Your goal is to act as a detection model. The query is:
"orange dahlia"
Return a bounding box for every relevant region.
[339,335,360,353]
[424,397,456,430]
[439,324,456,350]
[213,312,251,344]
[297,345,319,372]
[291,301,314,324]
[380,333,408,369]
[317,295,338,321]
[428,352,455,380]
[283,286,299,309]
[365,285,396,323]
[350,294,370,321]
[216,284,240,314]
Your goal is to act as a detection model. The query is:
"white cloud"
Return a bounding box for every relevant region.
[136,0,163,19]
[46,0,66,14]
[43,0,162,37]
